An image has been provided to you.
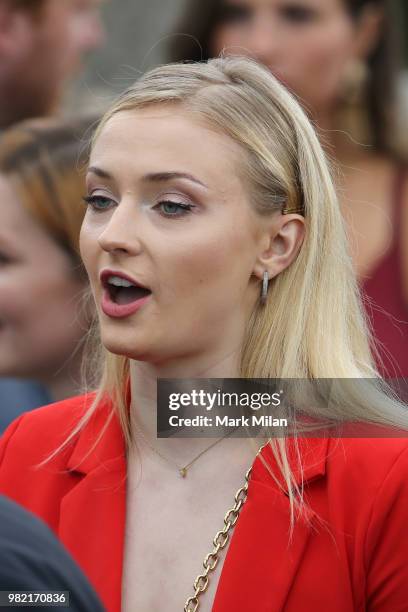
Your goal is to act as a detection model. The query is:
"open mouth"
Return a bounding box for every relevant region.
[99,270,153,318]
[105,276,152,305]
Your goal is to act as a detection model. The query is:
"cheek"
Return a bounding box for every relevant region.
[159,221,252,308]
[0,261,48,323]
[42,20,74,74]
[0,277,30,322]
[303,34,352,77]
[281,29,355,105]
[23,270,86,352]
[210,25,248,56]
[0,265,80,337]
[35,270,81,318]
[79,224,99,283]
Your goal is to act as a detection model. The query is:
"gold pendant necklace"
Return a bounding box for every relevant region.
[133,425,236,477]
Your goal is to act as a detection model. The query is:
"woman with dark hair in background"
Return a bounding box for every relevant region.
[170,0,408,378]
[0,117,97,429]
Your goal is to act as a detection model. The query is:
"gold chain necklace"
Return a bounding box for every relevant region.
[133,425,236,478]
[184,440,270,611]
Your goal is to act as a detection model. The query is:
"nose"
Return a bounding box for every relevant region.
[244,16,281,66]
[77,10,106,54]
[87,13,106,50]
[97,201,143,256]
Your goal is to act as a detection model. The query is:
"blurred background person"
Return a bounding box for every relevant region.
[0,0,105,129]
[0,117,97,431]
[169,0,408,378]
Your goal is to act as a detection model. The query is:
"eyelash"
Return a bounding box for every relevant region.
[82,195,194,218]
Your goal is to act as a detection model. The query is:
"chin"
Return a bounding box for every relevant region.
[100,332,152,362]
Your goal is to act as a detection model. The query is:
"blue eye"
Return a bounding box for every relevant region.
[156,201,194,218]
[83,195,115,212]
[82,197,194,218]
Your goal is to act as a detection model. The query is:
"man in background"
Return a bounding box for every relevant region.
[0,0,105,128]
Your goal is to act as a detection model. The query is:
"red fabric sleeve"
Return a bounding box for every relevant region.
[365,445,408,611]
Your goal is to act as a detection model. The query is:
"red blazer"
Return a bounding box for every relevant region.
[0,394,408,612]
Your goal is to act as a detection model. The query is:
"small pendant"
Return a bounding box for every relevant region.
[179,467,187,478]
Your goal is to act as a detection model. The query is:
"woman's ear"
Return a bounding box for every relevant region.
[252,213,305,281]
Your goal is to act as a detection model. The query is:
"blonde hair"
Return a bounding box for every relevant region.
[59,57,408,527]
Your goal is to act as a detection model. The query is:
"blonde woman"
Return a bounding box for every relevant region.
[0,58,408,612]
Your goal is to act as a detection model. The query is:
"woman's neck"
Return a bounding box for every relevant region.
[129,347,244,465]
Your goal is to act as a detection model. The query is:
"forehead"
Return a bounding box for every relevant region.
[91,107,247,189]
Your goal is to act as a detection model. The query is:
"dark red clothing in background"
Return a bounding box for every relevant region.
[362,167,408,378]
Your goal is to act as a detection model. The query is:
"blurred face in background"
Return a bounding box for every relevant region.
[0,0,105,125]
[41,0,106,78]
[210,0,380,119]
[0,176,87,379]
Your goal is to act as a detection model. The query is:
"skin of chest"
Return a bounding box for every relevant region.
[121,442,258,611]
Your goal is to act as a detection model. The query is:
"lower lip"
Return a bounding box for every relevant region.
[101,288,152,319]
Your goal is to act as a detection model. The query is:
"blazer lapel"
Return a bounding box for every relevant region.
[58,404,126,612]
[213,437,329,611]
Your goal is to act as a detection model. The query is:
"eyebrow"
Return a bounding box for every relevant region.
[87,166,112,179]
[142,172,209,190]
[87,166,209,190]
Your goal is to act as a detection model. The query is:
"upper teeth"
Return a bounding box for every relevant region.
[107,275,135,288]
